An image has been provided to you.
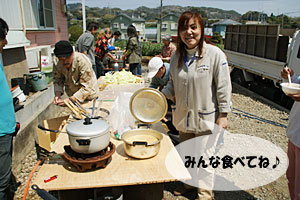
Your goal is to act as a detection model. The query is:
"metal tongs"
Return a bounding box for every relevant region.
[69,98,87,114]
[91,98,96,118]
[68,97,105,119]
[94,97,103,118]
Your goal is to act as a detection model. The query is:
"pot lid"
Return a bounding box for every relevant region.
[25,71,45,76]
[66,118,110,137]
[130,88,167,124]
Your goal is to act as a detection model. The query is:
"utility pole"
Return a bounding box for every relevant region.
[19,0,26,34]
[108,1,111,15]
[82,0,86,32]
[159,0,162,43]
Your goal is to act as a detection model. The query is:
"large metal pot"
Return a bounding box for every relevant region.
[122,88,167,159]
[122,125,163,159]
[66,118,110,154]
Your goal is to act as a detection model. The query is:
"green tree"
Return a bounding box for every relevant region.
[211,32,223,45]
[282,15,292,28]
[141,42,163,56]
[114,40,163,56]
[72,10,82,20]
[69,25,83,45]
[114,40,127,50]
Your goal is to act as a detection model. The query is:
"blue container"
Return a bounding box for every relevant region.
[25,72,48,91]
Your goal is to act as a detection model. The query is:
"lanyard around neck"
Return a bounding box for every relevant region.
[184,54,196,68]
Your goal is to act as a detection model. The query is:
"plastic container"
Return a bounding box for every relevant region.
[24,72,48,91]
[11,85,22,97]
[17,92,26,102]
[11,85,26,102]
[115,50,123,59]
[110,60,124,69]
[114,62,119,71]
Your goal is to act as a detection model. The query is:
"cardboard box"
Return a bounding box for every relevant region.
[36,115,69,152]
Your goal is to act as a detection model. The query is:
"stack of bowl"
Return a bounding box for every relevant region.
[11,85,26,102]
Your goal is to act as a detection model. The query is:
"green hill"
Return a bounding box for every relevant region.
[67,4,300,29]
[67,4,242,24]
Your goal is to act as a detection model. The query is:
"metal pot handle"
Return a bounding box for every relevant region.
[133,141,148,146]
[32,75,40,81]
[76,139,91,146]
[32,184,58,200]
[137,124,150,129]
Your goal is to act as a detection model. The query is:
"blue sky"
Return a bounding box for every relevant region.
[67,0,300,17]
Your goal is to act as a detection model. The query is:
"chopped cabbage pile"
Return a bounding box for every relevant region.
[102,69,143,84]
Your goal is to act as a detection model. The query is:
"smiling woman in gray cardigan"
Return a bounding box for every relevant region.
[162,11,232,199]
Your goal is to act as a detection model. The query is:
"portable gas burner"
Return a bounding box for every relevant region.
[60,142,116,172]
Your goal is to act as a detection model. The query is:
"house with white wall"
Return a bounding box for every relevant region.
[0,0,69,173]
[111,13,145,40]
[0,0,68,86]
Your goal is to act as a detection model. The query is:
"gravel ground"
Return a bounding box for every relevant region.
[13,69,291,199]
[162,83,290,200]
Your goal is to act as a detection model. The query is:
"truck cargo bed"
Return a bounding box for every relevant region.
[225,49,285,81]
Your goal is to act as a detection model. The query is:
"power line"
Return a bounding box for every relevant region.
[281,10,300,28]
[283,10,300,15]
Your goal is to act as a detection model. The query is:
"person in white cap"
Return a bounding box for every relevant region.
[148,57,170,91]
[148,57,179,140]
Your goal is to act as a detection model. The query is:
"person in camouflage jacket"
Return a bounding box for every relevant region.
[53,40,98,106]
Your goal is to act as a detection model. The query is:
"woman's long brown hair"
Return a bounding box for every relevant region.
[176,11,205,68]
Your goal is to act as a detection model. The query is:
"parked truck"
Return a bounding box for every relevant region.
[224,24,300,108]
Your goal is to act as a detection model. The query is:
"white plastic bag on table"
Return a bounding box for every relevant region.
[107,92,136,140]
[101,83,144,100]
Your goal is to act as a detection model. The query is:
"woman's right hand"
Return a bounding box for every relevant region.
[216,113,228,129]
[281,66,294,79]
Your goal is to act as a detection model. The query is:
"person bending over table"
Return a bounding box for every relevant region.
[53,40,98,106]
[148,57,170,91]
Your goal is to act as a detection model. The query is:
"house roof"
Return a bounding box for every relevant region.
[116,13,145,22]
[162,13,179,19]
[212,19,241,26]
